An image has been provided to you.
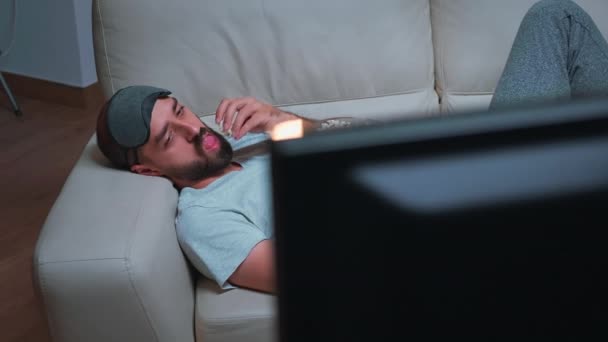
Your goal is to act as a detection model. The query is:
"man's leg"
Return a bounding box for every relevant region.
[490,0,608,110]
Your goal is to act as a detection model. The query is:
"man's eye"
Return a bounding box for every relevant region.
[177,106,184,116]
[166,132,173,146]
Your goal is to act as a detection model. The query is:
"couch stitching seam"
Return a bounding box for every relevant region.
[37,257,124,266]
[443,91,495,96]
[96,0,115,94]
[36,264,58,341]
[124,190,161,342]
[274,87,433,107]
[202,316,274,325]
[200,88,436,116]
[435,0,448,110]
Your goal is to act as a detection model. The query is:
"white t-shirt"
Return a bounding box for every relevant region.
[175,132,273,289]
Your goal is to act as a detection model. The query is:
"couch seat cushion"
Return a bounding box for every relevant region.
[195,277,277,342]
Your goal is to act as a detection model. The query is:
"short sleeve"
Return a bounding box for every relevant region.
[176,205,267,289]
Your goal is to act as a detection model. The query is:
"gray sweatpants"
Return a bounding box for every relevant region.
[490,0,608,110]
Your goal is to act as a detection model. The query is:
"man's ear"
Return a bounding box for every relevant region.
[130,163,162,177]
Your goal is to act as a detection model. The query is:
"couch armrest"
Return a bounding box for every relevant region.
[33,136,195,342]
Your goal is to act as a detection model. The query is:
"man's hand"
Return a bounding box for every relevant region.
[215,97,299,139]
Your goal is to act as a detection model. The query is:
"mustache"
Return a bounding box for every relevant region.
[192,127,209,155]
[193,127,209,145]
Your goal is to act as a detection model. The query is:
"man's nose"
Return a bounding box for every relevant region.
[175,121,201,142]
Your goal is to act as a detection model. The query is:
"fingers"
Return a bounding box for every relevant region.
[215,98,230,125]
[220,98,250,132]
[222,101,241,132]
[214,97,281,139]
[231,102,261,136]
[235,114,266,139]
[215,97,249,127]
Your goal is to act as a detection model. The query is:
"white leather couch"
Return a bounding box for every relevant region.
[34,1,608,341]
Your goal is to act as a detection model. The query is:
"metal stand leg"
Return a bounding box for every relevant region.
[0,71,22,117]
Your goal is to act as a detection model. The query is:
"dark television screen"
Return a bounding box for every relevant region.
[271,98,608,341]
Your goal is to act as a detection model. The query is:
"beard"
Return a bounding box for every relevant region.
[167,126,233,182]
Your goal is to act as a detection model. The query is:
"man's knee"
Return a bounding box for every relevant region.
[526,0,588,21]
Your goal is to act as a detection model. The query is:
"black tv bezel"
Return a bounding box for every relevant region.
[270,98,608,341]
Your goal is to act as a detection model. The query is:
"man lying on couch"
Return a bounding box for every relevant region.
[96,0,608,294]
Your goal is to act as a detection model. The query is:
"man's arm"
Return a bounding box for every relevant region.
[228,239,277,293]
[214,97,321,139]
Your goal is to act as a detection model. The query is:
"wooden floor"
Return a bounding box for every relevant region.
[0,94,100,342]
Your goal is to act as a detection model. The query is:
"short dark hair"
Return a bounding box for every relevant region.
[96,100,140,169]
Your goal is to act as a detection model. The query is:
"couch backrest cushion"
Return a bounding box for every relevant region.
[94,0,438,121]
[431,0,608,114]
